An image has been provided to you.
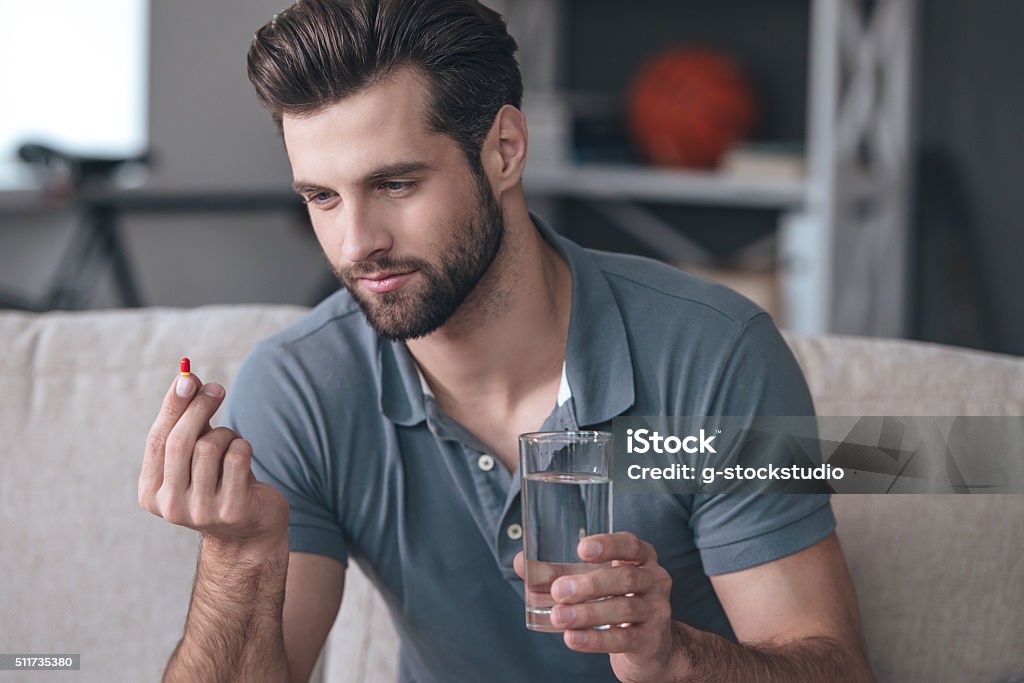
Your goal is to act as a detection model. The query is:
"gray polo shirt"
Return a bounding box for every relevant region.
[223,214,834,683]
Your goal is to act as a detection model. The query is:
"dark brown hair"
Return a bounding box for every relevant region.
[247,0,522,175]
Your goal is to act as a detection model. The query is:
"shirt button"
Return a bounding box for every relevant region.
[477,454,495,471]
[506,523,523,540]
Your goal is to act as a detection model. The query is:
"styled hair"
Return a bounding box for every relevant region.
[247,0,522,174]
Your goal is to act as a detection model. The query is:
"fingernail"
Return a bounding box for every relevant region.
[568,630,588,646]
[202,383,224,398]
[552,579,576,600]
[176,377,195,398]
[554,606,575,625]
[580,540,602,559]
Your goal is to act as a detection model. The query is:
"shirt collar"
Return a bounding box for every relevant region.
[414,359,572,408]
[379,212,635,427]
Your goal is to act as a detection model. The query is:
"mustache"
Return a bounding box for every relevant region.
[339,257,431,279]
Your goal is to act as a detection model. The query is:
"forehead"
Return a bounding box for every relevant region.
[282,68,460,183]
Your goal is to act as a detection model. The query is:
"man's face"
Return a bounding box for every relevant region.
[282,69,504,341]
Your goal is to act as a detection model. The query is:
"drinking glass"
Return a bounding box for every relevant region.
[520,431,613,631]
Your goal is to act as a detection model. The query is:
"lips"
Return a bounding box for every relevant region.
[358,270,417,293]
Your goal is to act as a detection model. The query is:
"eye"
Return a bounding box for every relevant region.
[303,191,336,207]
[378,180,416,195]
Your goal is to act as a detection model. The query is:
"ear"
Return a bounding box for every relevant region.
[481,104,528,194]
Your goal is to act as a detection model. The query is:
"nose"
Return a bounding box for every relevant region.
[338,201,392,263]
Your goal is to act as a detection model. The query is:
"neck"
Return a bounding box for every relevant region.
[406,201,572,414]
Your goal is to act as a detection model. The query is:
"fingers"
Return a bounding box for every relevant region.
[546,532,675,658]
[140,372,203,506]
[162,381,227,492]
[190,426,239,498]
[513,551,525,578]
[547,532,661,607]
[563,623,645,653]
[221,437,254,501]
[576,532,658,566]
[516,553,590,586]
[554,575,674,656]
[552,592,669,631]
[551,563,659,604]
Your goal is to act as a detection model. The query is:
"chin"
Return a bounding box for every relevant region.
[360,298,450,341]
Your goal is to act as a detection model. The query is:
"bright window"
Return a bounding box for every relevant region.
[0,0,148,180]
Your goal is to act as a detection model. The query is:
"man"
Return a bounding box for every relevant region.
[138,1,873,681]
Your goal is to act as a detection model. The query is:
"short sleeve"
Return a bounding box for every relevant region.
[221,341,348,566]
[690,312,835,576]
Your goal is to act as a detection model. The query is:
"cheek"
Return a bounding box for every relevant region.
[427,181,481,231]
[309,218,329,249]
[308,215,343,263]
[393,198,464,250]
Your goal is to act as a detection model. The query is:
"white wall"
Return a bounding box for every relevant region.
[147,0,293,191]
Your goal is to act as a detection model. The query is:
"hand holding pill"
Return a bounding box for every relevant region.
[138,358,290,561]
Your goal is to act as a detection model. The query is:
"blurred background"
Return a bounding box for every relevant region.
[0,0,1020,354]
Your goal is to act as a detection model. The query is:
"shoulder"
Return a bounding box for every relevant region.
[585,247,768,332]
[228,289,379,403]
[253,288,368,352]
[574,246,807,414]
[244,289,376,364]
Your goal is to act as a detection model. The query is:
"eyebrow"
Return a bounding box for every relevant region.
[291,161,435,194]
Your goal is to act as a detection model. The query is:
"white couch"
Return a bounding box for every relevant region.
[1,305,1022,683]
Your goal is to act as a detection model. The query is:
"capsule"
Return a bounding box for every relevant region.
[180,357,191,376]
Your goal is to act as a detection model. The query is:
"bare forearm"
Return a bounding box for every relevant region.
[164,538,291,683]
[675,622,875,683]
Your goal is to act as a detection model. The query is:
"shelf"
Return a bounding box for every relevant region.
[522,161,807,209]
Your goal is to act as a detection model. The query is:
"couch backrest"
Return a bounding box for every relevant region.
[783,332,1024,683]
[0,305,309,683]
[1,307,1021,683]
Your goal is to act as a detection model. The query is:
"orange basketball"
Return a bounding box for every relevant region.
[627,47,756,169]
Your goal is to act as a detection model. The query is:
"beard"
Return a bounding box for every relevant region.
[330,171,505,341]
